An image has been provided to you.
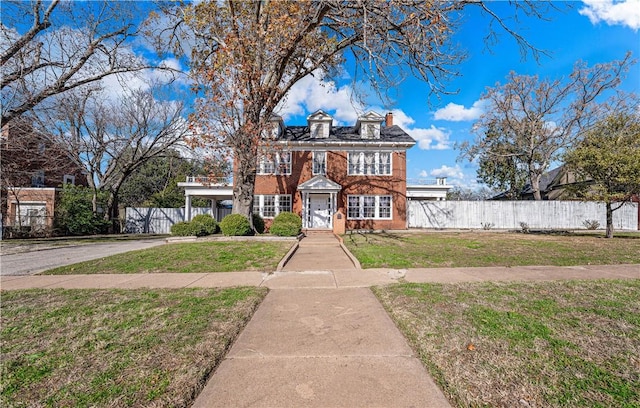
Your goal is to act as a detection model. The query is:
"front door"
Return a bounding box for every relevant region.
[309,194,331,229]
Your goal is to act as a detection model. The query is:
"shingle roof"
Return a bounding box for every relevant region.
[278,125,415,146]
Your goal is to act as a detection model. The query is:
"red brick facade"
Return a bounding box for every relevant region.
[254,150,408,230]
[248,111,415,231]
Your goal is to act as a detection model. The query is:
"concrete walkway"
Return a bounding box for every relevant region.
[1,232,638,408]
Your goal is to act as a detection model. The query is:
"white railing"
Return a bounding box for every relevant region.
[185,176,232,184]
[407,177,447,186]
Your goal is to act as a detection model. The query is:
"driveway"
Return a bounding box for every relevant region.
[0,239,166,276]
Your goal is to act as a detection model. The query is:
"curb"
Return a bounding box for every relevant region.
[335,234,362,269]
[276,241,300,272]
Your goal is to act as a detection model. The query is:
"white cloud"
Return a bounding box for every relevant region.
[388,109,452,150]
[433,100,486,122]
[429,164,464,179]
[277,73,363,124]
[579,0,640,30]
[276,75,453,150]
[410,125,452,150]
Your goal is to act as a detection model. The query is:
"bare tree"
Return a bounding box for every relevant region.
[38,83,190,230]
[459,54,635,200]
[1,0,153,126]
[153,0,558,223]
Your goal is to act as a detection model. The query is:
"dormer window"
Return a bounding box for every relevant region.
[356,111,384,139]
[307,110,332,139]
[265,114,284,139]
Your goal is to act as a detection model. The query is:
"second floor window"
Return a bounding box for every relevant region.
[312,151,326,175]
[347,152,392,175]
[258,152,291,175]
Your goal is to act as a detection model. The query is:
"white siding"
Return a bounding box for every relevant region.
[408,200,639,230]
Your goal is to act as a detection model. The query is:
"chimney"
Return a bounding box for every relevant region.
[385,112,393,127]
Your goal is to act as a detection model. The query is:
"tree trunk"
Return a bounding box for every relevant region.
[232,164,256,231]
[605,202,614,238]
[530,171,542,200]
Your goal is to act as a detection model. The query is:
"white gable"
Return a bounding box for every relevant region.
[356,111,384,139]
[307,110,333,139]
[267,114,285,139]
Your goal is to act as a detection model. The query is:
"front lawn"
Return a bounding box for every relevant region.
[374,279,640,407]
[344,232,640,268]
[1,287,267,408]
[42,241,294,274]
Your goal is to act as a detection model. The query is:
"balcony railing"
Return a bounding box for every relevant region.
[185,176,232,185]
[406,177,447,186]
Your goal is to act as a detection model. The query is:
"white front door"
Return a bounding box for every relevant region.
[309,194,331,229]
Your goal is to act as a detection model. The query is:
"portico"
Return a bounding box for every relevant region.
[297,175,341,230]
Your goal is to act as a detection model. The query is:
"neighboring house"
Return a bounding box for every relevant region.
[1,120,86,236]
[179,111,452,232]
[492,165,588,201]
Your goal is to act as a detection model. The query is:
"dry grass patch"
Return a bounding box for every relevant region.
[1,287,267,407]
[374,279,640,407]
[345,232,640,268]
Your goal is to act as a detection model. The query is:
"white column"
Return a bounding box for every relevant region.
[301,192,308,229]
[185,194,192,221]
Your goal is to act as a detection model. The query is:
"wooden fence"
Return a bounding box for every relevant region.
[124,207,232,234]
[407,200,639,230]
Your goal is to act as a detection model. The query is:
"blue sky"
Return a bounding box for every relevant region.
[276,1,640,189]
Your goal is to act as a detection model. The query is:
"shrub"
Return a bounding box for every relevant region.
[253,213,265,234]
[481,222,494,230]
[170,221,193,236]
[220,214,252,236]
[55,184,109,236]
[519,221,530,234]
[270,212,302,236]
[582,219,600,230]
[190,214,219,236]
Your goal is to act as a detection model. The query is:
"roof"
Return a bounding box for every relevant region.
[520,165,564,195]
[276,125,416,146]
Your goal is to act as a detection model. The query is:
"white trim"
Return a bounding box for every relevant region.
[257,151,292,175]
[347,195,393,220]
[347,151,392,176]
[253,194,292,219]
[312,151,326,175]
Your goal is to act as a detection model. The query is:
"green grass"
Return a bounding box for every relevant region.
[42,241,294,274]
[374,279,640,408]
[344,232,640,268]
[1,287,268,408]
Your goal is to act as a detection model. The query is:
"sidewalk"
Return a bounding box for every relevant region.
[1,233,638,407]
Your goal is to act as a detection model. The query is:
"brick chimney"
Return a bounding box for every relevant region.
[385,112,393,127]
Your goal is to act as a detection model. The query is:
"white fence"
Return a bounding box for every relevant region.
[407,200,639,230]
[124,207,232,234]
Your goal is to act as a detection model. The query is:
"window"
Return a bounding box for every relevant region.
[258,152,291,175]
[347,195,392,220]
[254,195,292,218]
[361,123,379,139]
[347,152,392,175]
[14,202,46,227]
[63,174,75,185]
[312,151,326,175]
[31,170,44,187]
[311,122,329,138]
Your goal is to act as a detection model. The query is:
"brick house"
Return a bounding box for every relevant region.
[1,120,86,236]
[180,111,451,232]
[252,110,414,231]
